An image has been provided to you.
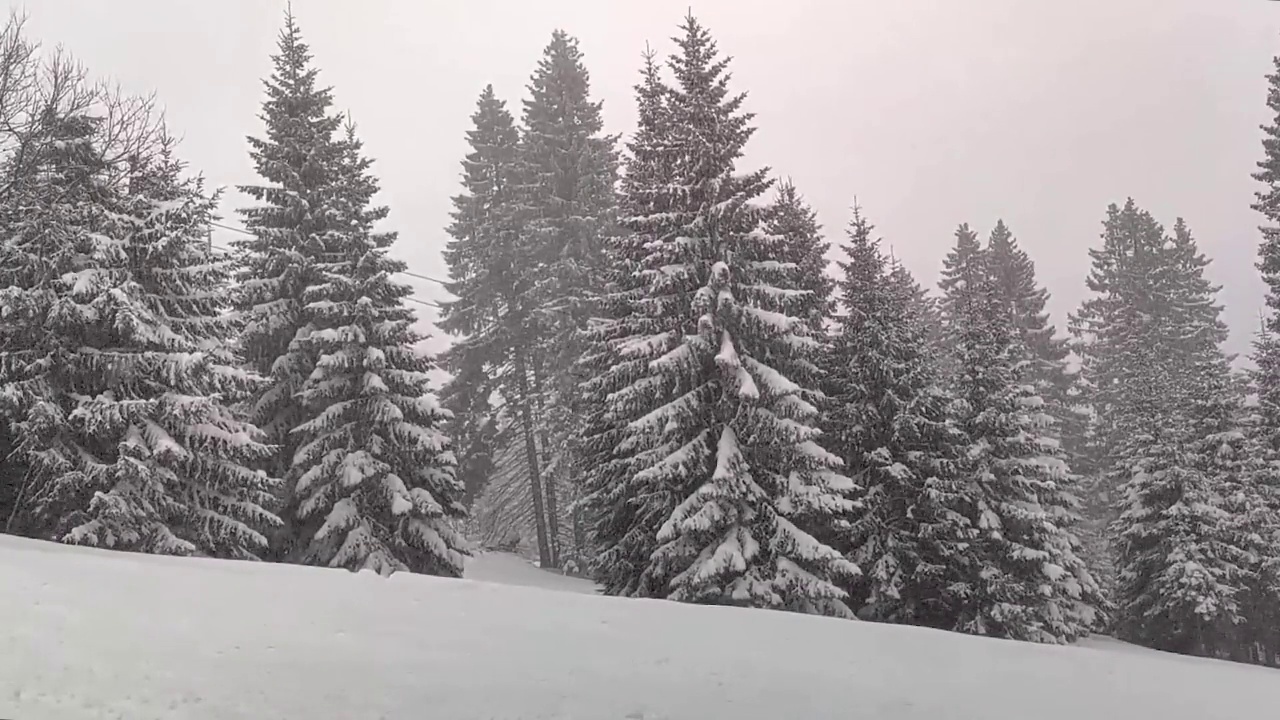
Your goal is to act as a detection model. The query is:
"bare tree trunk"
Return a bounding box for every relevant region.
[531,360,560,568]
[514,349,552,568]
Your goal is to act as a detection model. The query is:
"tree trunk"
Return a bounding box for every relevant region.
[514,349,552,568]
[531,361,560,568]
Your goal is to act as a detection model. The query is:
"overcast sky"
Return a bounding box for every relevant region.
[23,0,1280,361]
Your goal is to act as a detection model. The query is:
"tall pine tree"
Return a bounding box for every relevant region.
[516,30,619,567]
[288,120,467,575]
[579,47,679,595]
[1248,39,1280,664]
[234,9,346,558]
[822,207,972,626]
[764,181,832,331]
[439,85,553,567]
[1077,201,1273,658]
[584,15,858,614]
[943,230,1103,642]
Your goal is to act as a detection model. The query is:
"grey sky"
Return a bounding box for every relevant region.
[24,0,1280,362]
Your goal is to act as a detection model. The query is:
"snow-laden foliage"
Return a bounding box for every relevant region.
[233,10,346,553]
[288,123,468,576]
[941,227,1104,643]
[1247,46,1280,664]
[578,47,676,596]
[582,15,858,615]
[1076,201,1278,659]
[763,182,832,331]
[821,207,972,626]
[0,114,279,558]
[514,29,619,568]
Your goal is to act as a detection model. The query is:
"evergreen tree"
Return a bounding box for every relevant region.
[1249,42,1280,663]
[438,85,553,567]
[0,118,279,556]
[1077,201,1274,657]
[943,233,1103,642]
[516,30,619,567]
[822,207,972,625]
[579,47,678,596]
[936,224,983,383]
[286,121,467,576]
[437,355,498,507]
[984,220,1072,412]
[585,15,858,614]
[887,257,947,362]
[234,9,346,557]
[764,181,832,331]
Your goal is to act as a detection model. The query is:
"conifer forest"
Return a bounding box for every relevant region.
[2,5,1280,671]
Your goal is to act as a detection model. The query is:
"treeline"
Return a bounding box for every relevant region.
[0,8,1278,667]
[0,10,467,576]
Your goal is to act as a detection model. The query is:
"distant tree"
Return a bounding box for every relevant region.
[942,228,1104,642]
[822,206,972,625]
[1077,201,1276,658]
[516,29,619,567]
[438,85,552,567]
[936,223,984,383]
[764,181,832,330]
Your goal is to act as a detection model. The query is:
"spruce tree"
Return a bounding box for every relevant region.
[1078,201,1274,657]
[0,119,279,556]
[588,15,858,614]
[234,9,346,557]
[822,207,972,625]
[1250,46,1280,662]
[764,181,832,331]
[285,121,467,575]
[439,85,553,567]
[516,30,619,567]
[943,233,1103,642]
[984,220,1072,414]
[579,47,678,596]
[936,223,983,383]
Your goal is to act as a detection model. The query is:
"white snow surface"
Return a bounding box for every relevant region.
[2,535,1277,720]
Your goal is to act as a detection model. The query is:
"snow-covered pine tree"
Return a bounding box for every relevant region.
[438,85,553,567]
[0,115,279,556]
[936,223,984,384]
[984,221,1108,598]
[1078,201,1271,657]
[822,206,972,626]
[288,120,467,576]
[594,14,859,614]
[984,220,1072,420]
[1248,42,1280,664]
[764,181,832,331]
[579,46,679,596]
[234,8,346,558]
[437,356,498,506]
[943,232,1103,643]
[516,29,619,567]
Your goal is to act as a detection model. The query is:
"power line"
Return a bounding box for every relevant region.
[206,221,449,309]
[209,221,451,286]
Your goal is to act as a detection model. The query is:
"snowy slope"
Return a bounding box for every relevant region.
[2,535,1277,720]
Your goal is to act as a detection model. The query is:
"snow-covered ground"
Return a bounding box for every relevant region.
[2,535,1277,720]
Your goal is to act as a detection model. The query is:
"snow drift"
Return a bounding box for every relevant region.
[1,534,1276,719]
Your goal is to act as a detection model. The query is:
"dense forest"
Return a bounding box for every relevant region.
[1,8,1278,668]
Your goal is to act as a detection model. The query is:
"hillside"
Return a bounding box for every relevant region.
[1,535,1276,720]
